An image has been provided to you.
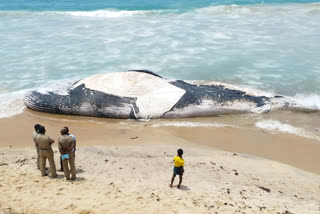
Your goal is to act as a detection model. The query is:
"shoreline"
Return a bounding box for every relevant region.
[0,109,320,174]
[1,110,320,213]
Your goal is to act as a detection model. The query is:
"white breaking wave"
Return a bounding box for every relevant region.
[150,122,234,128]
[196,3,320,15]
[36,79,78,95]
[255,120,318,140]
[293,94,320,110]
[60,9,175,18]
[63,10,146,18]
[1,3,320,18]
[0,79,78,119]
[0,9,176,18]
[197,4,253,14]
[0,90,27,119]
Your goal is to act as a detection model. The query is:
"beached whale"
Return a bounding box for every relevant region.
[24,70,300,119]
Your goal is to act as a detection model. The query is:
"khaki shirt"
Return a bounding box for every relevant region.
[36,134,54,150]
[32,131,38,147]
[58,135,74,154]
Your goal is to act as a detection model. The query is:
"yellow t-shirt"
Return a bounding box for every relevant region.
[173,156,184,167]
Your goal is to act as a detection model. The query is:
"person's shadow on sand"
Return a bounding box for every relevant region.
[50,174,85,182]
[178,185,190,191]
[172,185,190,191]
[70,177,85,182]
[76,168,85,174]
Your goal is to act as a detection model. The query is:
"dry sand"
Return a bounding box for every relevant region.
[1,146,320,214]
[0,110,320,213]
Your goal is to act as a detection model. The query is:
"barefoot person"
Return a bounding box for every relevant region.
[32,124,41,170]
[59,126,76,172]
[35,126,57,178]
[58,127,76,180]
[170,149,184,188]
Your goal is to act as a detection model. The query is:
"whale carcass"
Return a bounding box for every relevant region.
[24,70,299,119]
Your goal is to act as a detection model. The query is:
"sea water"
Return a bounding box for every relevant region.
[1,0,320,136]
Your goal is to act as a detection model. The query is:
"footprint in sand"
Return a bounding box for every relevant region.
[78,210,93,214]
[65,204,77,211]
[16,186,23,190]
[104,192,111,196]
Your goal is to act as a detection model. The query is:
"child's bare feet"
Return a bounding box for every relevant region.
[169,184,173,188]
[177,185,181,189]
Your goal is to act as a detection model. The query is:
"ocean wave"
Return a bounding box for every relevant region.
[35,79,78,96]
[196,3,320,15]
[0,90,26,119]
[197,4,253,14]
[1,3,320,18]
[292,94,320,110]
[255,120,319,140]
[61,8,182,17]
[0,79,78,119]
[60,9,151,18]
[0,9,178,18]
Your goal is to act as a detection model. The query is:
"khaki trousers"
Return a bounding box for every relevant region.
[40,149,57,177]
[62,150,76,180]
[35,146,40,169]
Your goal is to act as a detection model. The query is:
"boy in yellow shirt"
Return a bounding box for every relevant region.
[170,149,184,188]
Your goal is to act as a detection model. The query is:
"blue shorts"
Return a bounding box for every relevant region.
[173,167,182,175]
[61,154,70,160]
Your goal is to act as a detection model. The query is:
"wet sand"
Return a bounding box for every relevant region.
[0,109,320,174]
[1,110,320,213]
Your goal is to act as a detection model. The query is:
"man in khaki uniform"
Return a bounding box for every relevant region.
[58,127,76,180]
[32,124,41,170]
[35,126,57,178]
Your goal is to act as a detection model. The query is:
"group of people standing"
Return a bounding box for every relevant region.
[32,124,76,181]
[32,124,185,187]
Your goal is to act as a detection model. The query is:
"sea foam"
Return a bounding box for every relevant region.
[196,3,320,15]
[255,120,318,140]
[293,94,320,110]
[0,91,26,119]
[60,9,174,18]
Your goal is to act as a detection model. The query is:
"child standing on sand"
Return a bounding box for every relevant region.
[170,149,184,188]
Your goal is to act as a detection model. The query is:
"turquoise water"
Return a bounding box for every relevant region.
[1,0,320,11]
[0,0,320,117]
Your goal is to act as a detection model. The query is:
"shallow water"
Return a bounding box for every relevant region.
[0,1,320,128]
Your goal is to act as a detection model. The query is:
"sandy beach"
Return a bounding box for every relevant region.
[2,0,320,213]
[1,110,320,214]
